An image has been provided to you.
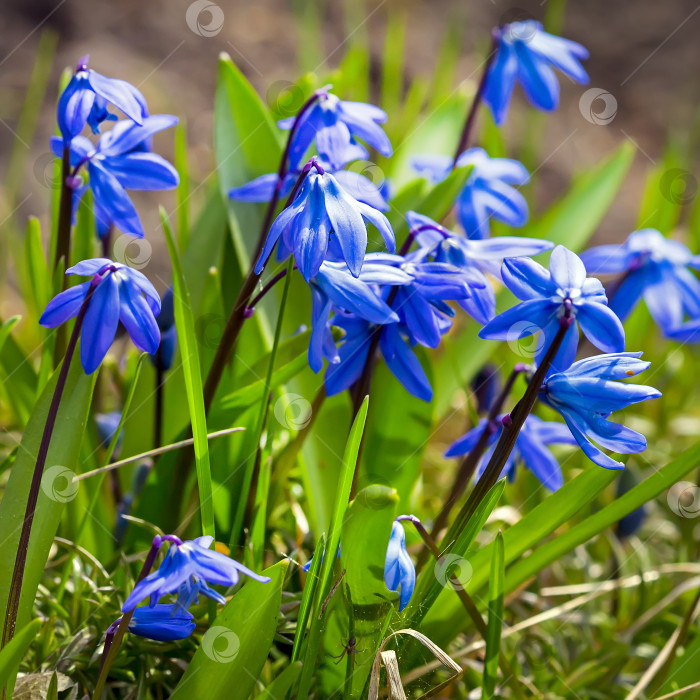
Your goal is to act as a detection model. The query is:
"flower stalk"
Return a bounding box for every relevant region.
[442,315,574,549]
[1,285,95,650]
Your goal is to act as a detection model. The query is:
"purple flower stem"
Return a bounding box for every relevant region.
[202,161,315,413]
[92,535,174,699]
[443,316,574,549]
[1,285,96,652]
[426,363,528,554]
[452,30,500,165]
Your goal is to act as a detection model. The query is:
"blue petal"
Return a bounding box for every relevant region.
[642,264,684,332]
[57,74,95,142]
[229,173,279,202]
[39,281,91,327]
[576,301,625,353]
[67,258,113,276]
[445,418,491,458]
[479,299,559,340]
[411,154,452,183]
[549,246,586,291]
[356,200,395,252]
[81,273,120,374]
[556,407,625,470]
[129,605,195,641]
[322,175,367,277]
[339,101,392,156]
[118,277,161,354]
[396,288,442,348]
[515,43,560,111]
[106,152,179,190]
[528,31,589,84]
[458,283,496,325]
[502,256,554,300]
[516,427,564,491]
[579,244,629,274]
[99,114,177,156]
[309,287,333,373]
[88,162,145,238]
[333,170,388,211]
[483,40,519,125]
[87,71,146,125]
[325,334,371,396]
[608,269,647,321]
[295,178,331,280]
[380,325,433,402]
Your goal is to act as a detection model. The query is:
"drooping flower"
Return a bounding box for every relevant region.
[412,148,530,239]
[57,55,147,145]
[122,536,270,613]
[406,211,553,325]
[50,115,179,239]
[307,255,410,372]
[279,89,392,169]
[255,160,394,281]
[384,519,416,612]
[539,352,661,469]
[128,604,196,642]
[483,21,589,125]
[580,228,700,336]
[479,245,625,373]
[40,258,161,374]
[446,414,576,491]
[95,411,124,454]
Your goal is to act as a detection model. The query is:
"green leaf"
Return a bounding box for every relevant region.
[291,533,325,662]
[0,317,37,424]
[170,561,288,700]
[483,531,504,697]
[529,141,635,249]
[259,661,303,698]
[423,466,617,642]
[405,479,505,628]
[0,358,95,637]
[339,485,399,697]
[360,359,433,504]
[504,439,700,593]
[0,618,41,690]
[24,217,50,318]
[296,397,370,699]
[175,120,191,250]
[160,208,215,538]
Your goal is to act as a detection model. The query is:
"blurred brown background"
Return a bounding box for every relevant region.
[1,0,699,293]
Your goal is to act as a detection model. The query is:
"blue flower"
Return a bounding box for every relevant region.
[151,287,177,371]
[128,604,195,642]
[307,255,410,372]
[39,258,162,374]
[480,245,625,373]
[325,315,433,402]
[539,352,661,469]
[446,415,576,491]
[122,536,270,613]
[229,161,389,213]
[413,148,530,239]
[57,55,147,145]
[256,161,394,281]
[580,228,700,336]
[384,519,415,612]
[279,90,392,169]
[407,211,553,325]
[484,21,589,125]
[51,115,179,239]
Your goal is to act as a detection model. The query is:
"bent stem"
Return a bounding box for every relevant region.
[443,317,573,550]
[452,30,500,164]
[92,536,176,699]
[1,286,95,651]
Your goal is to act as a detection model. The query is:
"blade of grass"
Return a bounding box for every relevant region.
[483,531,505,698]
[160,207,215,538]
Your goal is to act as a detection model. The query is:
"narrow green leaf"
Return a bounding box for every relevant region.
[160,207,214,538]
[170,561,288,699]
[296,397,370,699]
[174,121,190,251]
[0,358,95,637]
[259,660,303,698]
[529,141,635,249]
[0,618,41,690]
[291,533,326,662]
[24,218,50,317]
[483,531,504,697]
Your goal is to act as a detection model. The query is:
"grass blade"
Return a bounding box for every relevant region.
[483,531,504,697]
